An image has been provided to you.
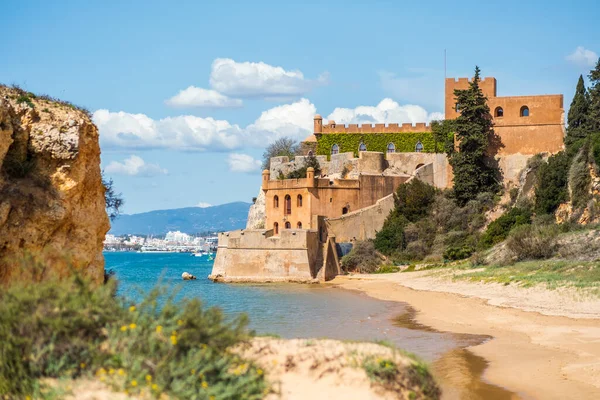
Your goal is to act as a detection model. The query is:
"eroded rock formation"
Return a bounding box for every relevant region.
[0,86,109,284]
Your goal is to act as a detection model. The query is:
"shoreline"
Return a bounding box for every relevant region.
[329,272,600,400]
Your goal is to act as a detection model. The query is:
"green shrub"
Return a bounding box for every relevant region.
[506,224,558,260]
[374,212,408,255]
[341,241,381,273]
[363,358,399,386]
[443,245,474,261]
[393,179,437,223]
[534,152,570,214]
[480,207,532,248]
[0,275,267,399]
[373,265,401,274]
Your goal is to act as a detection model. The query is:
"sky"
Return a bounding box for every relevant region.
[1,0,599,214]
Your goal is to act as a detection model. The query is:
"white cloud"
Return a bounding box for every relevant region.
[326,98,444,125]
[95,98,442,152]
[227,153,262,173]
[105,155,168,177]
[566,46,598,67]
[209,58,328,98]
[196,202,212,208]
[94,98,316,151]
[165,86,242,108]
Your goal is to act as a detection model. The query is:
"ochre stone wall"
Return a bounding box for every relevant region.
[326,193,396,242]
[209,229,337,282]
[262,171,408,232]
[445,77,565,156]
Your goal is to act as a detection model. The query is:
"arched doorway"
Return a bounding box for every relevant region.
[285,221,291,229]
[273,222,279,234]
[297,221,302,229]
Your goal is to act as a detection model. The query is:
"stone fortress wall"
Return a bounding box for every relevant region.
[212,75,566,283]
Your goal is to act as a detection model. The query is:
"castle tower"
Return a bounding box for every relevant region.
[306,167,315,187]
[445,77,497,119]
[262,169,270,191]
[313,115,323,134]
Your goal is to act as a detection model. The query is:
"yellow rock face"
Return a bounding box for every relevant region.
[0,86,109,284]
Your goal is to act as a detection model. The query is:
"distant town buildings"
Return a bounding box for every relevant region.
[103,231,219,253]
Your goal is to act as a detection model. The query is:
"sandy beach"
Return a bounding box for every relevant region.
[330,271,600,400]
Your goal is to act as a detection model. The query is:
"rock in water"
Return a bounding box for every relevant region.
[0,86,109,284]
[182,272,197,280]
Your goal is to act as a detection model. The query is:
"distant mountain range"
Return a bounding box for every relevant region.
[108,202,251,236]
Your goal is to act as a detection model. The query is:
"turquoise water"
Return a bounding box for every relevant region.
[106,252,519,399]
[106,252,466,361]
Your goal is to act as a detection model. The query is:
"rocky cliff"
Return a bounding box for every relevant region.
[0,86,109,283]
[246,188,266,229]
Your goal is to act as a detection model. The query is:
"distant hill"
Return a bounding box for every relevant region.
[108,202,251,236]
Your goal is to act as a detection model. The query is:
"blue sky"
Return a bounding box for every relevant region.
[1,0,599,213]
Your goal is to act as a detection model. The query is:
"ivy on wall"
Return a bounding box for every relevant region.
[315,133,437,158]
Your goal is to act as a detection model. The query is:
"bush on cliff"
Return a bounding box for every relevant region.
[506,224,559,261]
[0,275,267,399]
[480,206,532,248]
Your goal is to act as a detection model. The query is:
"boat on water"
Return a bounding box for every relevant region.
[191,250,207,257]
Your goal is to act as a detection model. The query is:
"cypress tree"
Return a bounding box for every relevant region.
[566,75,590,145]
[587,58,600,132]
[448,66,500,205]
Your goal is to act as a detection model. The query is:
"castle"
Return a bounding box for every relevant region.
[209,76,565,283]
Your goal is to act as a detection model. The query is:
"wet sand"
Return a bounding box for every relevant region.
[330,273,600,400]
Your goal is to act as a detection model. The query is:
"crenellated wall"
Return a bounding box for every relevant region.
[313,114,432,135]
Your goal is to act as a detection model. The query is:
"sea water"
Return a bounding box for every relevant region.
[106,252,519,399]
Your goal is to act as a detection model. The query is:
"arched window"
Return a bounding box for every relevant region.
[296,221,302,229]
[495,107,504,117]
[387,143,396,153]
[358,142,367,152]
[285,221,291,229]
[273,222,279,234]
[284,195,292,215]
[297,194,303,207]
[455,103,460,113]
[520,106,529,117]
[415,141,424,153]
[273,195,279,208]
[331,144,339,155]
[308,150,313,157]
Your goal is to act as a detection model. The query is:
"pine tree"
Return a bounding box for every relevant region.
[587,58,600,132]
[448,66,500,205]
[566,75,590,145]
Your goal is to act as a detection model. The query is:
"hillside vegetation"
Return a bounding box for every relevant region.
[342,62,600,283]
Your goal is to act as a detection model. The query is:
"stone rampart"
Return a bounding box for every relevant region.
[210,229,334,282]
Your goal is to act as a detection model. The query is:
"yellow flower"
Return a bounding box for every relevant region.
[100,376,105,382]
[118,368,125,376]
[177,319,183,326]
[201,344,208,350]
[129,323,137,330]
[201,381,208,389]
[191,369,196,375]
[108,368,115,375]
[129,305,136,312]
[120,325,128,332]
[96,368,107,376]
[151,383,159,391]
[210,396,215,400]
[257,369,263,375]
[145,374,152,382]
[156,325,163,333]
[170,335,178,345]
[25,397,31,400]
[80,362,86,369]
[131,380,138,387]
